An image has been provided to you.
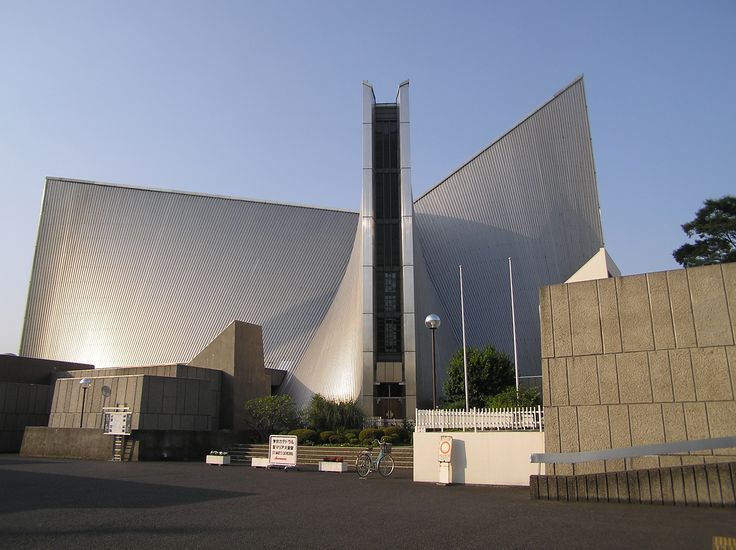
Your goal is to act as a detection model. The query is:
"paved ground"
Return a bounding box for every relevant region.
[0,455,734,549]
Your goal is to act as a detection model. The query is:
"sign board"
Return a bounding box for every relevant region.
[103,411,132,435]
[268,435,298,468]
[439,435,453,463]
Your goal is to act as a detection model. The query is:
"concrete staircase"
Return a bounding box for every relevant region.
[229,443,413,470]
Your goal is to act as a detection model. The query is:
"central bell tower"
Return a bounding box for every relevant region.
[361,81,416,420]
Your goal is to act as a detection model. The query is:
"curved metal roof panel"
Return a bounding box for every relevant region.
[21,178,358,373]
[413,78,604,378]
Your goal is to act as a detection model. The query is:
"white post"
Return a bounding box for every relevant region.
[508,257,520,392]
[459,265,469,412]
[538,404,543,432]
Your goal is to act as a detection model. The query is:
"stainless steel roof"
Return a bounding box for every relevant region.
[413,77,604,383]
[21,179,358,374]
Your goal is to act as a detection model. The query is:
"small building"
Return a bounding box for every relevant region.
[13,321,273,460]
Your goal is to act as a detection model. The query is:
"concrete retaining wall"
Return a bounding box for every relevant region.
[413,431,545,486]
[21,427,115,460]
[20,427,251,461]
[531,462,736,507]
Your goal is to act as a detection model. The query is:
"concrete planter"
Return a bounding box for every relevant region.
[319,461,348,473]
[206,454,231,465]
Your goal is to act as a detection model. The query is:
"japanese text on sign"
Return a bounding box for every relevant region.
[269,435,298,467]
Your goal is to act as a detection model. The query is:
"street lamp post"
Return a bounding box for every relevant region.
[424,314,441,409]
[79,378,92,428]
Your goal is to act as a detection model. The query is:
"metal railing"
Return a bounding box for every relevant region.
[415,406,544,432]
[530,436,736,465]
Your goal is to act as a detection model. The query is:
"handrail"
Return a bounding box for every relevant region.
[530,436,736,464]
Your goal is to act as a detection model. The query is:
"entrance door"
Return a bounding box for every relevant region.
[375,397,404,420]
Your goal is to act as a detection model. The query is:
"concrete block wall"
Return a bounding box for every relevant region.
[540,263,736,475]
[49,374,219,431]
[0,382,50,451]
[65,364,222,428]
[138,376,218,431]
[49,375,145,429]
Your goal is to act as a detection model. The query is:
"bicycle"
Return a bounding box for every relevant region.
[355,439,395,477]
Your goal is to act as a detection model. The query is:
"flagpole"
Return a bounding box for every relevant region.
[459,265,469,412]
[509,257,520,392]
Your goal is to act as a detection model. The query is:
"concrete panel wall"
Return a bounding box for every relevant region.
[0,382,51,452]
[541,264,736,475]
[189,321,268,430]
[0,355,92,384]
[49,374,219,431]
[413,431,545,486]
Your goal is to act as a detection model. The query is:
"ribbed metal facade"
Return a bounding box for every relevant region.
[21,77,605,413]
[21,179,358,374]
[413,78,604,395]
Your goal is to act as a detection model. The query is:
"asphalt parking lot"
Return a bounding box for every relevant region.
[0,455,734,549]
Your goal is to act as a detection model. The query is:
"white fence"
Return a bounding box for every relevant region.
[415,406,543,432]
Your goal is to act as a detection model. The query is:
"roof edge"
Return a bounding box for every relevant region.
[414,75,585,203]
[45,176,359,216]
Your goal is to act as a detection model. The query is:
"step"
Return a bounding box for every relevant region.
[227,444,414,469]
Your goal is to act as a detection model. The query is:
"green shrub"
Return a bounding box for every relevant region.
[319,431,335,444]
[380,434,400,445]
[328,433,346,444]
[382,427,408,443]
[306,394,366,432]
[359,428,384,442]
[288,428,319,444]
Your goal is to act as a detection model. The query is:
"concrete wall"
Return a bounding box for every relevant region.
[21,427,248,461]
[413,431,545,486]
[0,355,91,384]
[49,374,219,431]
[21,427,115,460]
[540,263,736,475]
[189,321,269,430]
[0,356,91,452]
[0,382,50,452]
[531,462,736,507]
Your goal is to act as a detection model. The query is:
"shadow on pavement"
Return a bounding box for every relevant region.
[0,469,247,515]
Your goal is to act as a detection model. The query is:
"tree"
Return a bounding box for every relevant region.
[673,196,736,267]
[243,395,299,440]
[442,345,515,408]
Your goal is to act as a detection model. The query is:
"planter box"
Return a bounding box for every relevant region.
[251,457,270,468]
[319,461,348,473]
[206,455,231,466]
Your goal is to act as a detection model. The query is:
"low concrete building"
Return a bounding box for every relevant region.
[18,320,272,460]
[0,355,90,452]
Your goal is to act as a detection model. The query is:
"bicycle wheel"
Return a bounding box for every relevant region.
[356,453,371,477]
[377,454,395,477]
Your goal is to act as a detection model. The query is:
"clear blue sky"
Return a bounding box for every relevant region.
[1,0,734,354]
